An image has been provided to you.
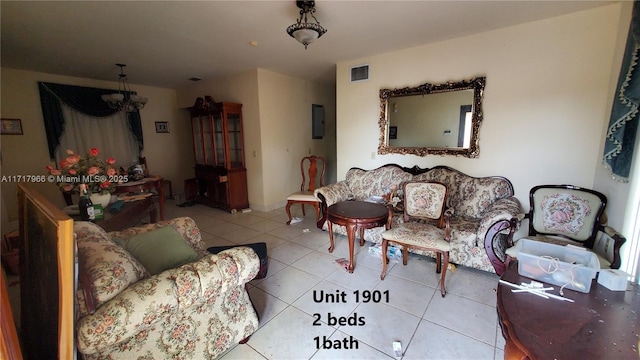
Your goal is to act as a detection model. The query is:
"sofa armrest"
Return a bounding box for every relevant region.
[76,246,259,355]
[314,180,353,228]
[476,197,522,274]
[593,225,626,269]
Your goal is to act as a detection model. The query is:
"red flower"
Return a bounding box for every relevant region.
[89,148,99,157]
[106,157,116,165]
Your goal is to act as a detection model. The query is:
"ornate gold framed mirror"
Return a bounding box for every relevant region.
[378,76,486,158]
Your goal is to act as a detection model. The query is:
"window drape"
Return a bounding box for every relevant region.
[38,82,144,159]
[603,1,640,182]
[56,103,140,168]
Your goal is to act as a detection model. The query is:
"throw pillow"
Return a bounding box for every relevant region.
[123,225,200,275]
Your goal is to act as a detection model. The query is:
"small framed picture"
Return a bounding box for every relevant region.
[389,126,397,140]
[1,118,23,135]
[155,121,169,133]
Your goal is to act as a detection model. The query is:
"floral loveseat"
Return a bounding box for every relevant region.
[314,164,522,274]
[75,217,259,359]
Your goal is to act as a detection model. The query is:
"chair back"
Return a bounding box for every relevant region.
[300,155,326,192]
[528,185,606,245]
[403,181,448,227]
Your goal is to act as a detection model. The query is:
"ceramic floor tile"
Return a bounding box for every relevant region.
[249,258,288,286]
[354,243,400,272]
[387,253,441,288]
[311,330,395,359]
[291,251,343,279]
[247,287,289,328]
[445,266,499,306]
[268,242,314,265]
[235,232,286,249]
[255,266,322,304]
[424,293,497,345]
[201,221,244,237]
[292,280,360,319]
[495,324,506,349]
[494,347,505,360]
[338,302,421,358]
[374,274,436,317]
[201,235,237,249]
[324,263,383,292]
[321,234,367,261]
[290,231,332,251]
[218,343,267,360]
[403,319,495,360]
[248,306,334,360]
[267,225,306,241]
[246,219,286,233]
[219,227,262,244]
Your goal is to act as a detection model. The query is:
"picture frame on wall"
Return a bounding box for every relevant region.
[1,118,23,135]
[389,126,397,139]
[155,121,169,133]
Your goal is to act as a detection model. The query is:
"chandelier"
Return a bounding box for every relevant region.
[286,1,327,49]
[101,64,148,112]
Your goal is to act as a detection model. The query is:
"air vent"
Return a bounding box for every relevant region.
[350,64,369,82]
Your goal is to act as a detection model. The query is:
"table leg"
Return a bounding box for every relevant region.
[381,238,389,280]
[328,221,335,253]
[155,179,165,220]
[346,222,357,273]
[359,228,365,246]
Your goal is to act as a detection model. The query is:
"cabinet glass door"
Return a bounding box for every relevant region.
[192,117,204,165]
[213,113,225,167]
[227,113,244,168]
[201,117,214,165]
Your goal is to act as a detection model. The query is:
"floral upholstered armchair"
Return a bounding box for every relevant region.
[506,185,626,270]
[75,217,259,359]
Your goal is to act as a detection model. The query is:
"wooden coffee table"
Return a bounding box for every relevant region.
[497,261,640,359]
[327,201,391,273]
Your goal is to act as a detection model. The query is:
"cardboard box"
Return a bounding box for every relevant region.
[516,239,600,293]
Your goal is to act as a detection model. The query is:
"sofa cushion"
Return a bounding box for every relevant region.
[75,222,148,310]
[346,166,413,200]
[123,225,200,275]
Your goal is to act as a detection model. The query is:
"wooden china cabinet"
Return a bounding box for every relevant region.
[188,96,249,212]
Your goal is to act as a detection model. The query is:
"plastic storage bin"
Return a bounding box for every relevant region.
[515,239,600,293]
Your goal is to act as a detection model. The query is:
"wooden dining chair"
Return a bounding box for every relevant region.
[380,181,452,297]
[285,155,326,225]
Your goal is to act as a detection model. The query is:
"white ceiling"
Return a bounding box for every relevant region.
[1,0,616,89]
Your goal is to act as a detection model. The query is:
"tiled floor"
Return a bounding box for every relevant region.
[165,200,506,360]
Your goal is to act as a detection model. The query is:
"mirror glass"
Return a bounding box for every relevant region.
[378,76,485,158]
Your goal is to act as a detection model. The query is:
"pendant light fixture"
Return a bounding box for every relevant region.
[286,1,327,49]
[101,64,148,112]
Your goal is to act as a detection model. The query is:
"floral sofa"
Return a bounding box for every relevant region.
[314,164,522,274]
[75,217,259,359]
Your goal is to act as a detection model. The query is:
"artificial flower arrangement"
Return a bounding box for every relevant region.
[46,148,119,195]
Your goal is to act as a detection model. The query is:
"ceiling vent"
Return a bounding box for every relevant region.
[350,64,369,82]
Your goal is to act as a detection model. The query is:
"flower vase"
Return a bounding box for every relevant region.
[89,192,111,209]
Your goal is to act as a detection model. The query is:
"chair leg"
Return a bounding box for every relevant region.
[402,246,409,266]
[301,203,306,216]
[440,251,449,297]
[435,252,442,274]
[314,203,320,223]
[381,239,389,280]
[285,201,293,225]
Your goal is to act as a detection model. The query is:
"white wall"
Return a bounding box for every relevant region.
[0,68,189,223]
[336,4,628,229]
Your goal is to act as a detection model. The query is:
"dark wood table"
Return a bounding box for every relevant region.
[72,196,158,232]
[113,175,165,220]
[497,261,640,360]
[327,201,391,273]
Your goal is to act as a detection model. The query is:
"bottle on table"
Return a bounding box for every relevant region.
[78,184,95,222]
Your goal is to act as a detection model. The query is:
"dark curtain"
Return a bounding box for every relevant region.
[603,1,640,182]
[38,82,144,159]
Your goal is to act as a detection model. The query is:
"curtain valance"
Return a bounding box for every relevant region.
[38,82,144,159]
[603,1,640,182]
